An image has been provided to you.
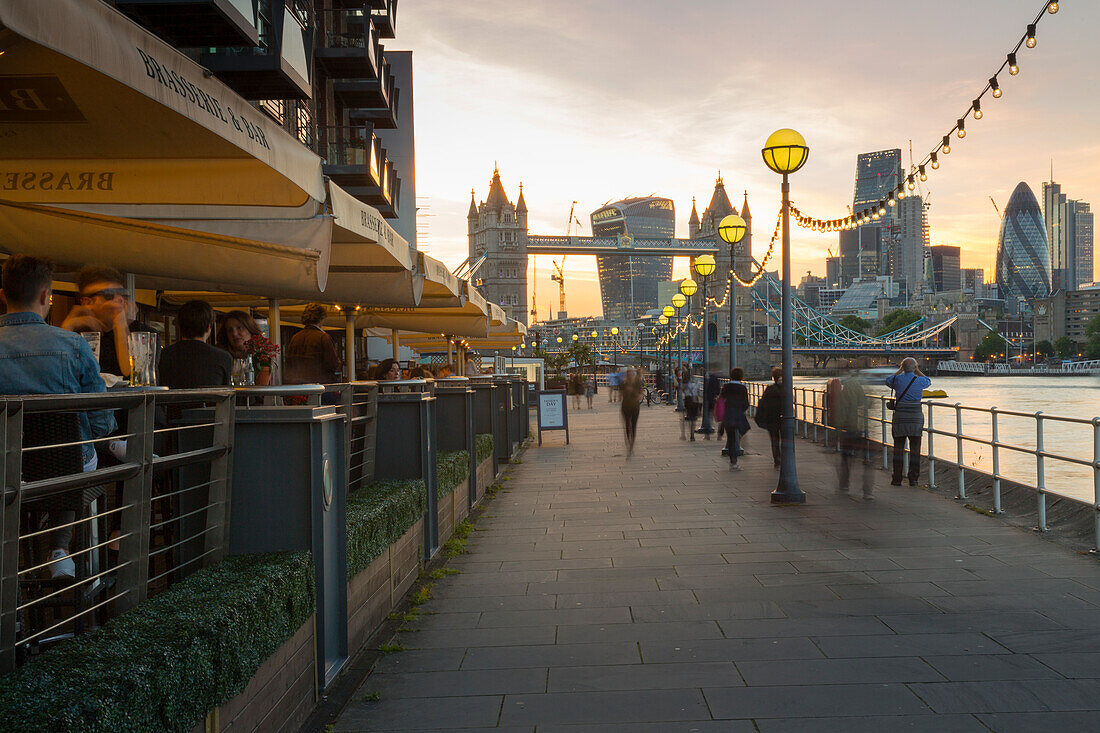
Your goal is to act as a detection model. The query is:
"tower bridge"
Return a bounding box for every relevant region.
[526,235,719,257]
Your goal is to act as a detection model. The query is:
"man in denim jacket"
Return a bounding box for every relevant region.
[0,255,115,577]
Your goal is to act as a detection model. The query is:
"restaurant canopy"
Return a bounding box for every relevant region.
[0,0,331,298]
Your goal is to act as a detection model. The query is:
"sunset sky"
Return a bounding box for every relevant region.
[392,1,1099,318]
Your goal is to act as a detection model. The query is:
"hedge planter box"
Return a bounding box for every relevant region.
[191,615,315,733]
[475,455,495,504]
[347,518,424,652]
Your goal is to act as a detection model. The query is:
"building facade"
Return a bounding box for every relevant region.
[1033,288,1100,345]
[997,182,1050,307]
[930,245,961,292]
[468,168,529,323]
[590,197,676,321]
[844,149,926,296]
[1043,181,1094,292]
[1076,202,1094,287]
[114,0,407,221]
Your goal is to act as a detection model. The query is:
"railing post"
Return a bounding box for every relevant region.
[115,394,155,612]
[813,389,819,443]
[955,403,967,500]
[0,401,19,674]
[881,399,889,470]
[991,406,1002,514]
[1093,418,1100,553]
[204,391,236,565]
[1036,412,1047,532]
[927,404,936,489]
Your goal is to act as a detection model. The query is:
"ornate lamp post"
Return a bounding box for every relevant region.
[693,254,716,436]
[661,306,675,401]
[718,215,747,369]
[762,128,809,504]
[671,293,687,411]
[610,326,619,370]
[679,279,698,377]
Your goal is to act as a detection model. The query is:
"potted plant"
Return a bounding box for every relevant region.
[246,333,280,386]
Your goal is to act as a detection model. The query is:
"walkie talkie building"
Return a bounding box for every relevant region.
[590,197,675,321]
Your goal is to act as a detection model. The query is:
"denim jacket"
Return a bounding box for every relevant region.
[0,312,116,463]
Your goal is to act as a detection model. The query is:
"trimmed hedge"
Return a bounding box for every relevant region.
[437,450,470,499]
[0,551,314,733]
[475,433,494,464]
[346,478,427,578]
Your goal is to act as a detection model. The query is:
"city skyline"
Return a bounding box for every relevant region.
[392,0,1099,318]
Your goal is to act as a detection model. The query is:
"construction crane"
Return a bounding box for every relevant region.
[548,201,578,320]
[990,196,1002,218]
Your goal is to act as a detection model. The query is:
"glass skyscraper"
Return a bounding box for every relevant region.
[997,182,1050,304]
[590,197,675,321]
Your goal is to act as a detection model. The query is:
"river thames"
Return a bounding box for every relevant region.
[793,375,1100,504]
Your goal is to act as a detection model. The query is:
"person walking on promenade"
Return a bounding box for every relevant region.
[569,371,583,411]
[718,367,751,470]
[584,374,595,409]
[704,371,721,440]
[620,367,643,456]
[755,366,784,468]
[835,369,873,499]
[885,357,931,486]
[681,372,701,441]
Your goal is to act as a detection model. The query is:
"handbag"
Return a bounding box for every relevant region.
[886,374,918,411]
[714,396,726,422]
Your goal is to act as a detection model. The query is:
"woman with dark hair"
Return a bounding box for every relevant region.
[371,358,401,381]
[285,303,341,385]
[755,366,784,468]
[216,309,274,385]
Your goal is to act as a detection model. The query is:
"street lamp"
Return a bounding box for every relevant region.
[762,127,809,504]
[672,293,687,410]
[662,306,676,400]
[693,254,716,436]
[610,326,619,370]
[718,215,747,370]
[680,278,698,377]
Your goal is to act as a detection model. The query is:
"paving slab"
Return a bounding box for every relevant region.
[331,398,1100,730]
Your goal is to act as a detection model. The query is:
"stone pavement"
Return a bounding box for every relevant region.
[334,397,1100,732]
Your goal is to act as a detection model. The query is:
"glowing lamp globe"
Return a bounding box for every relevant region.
[761,128,809,174]
[717,215,747,245]
[679,279,698,297]
[671,293,687,309]
[572,333,578,341]
[662,306,676,318]
[658,315,669,325]
[556,336,562,344]
[693,254,716,278]
[590,330,597,338]
[611,327,619,336]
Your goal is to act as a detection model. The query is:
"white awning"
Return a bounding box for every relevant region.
[0,0,332,297]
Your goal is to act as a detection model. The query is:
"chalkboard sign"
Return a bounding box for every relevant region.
[536,389,569,445]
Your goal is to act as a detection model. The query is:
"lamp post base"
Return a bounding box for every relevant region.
[695,426,715,435]
[770,487,807,504]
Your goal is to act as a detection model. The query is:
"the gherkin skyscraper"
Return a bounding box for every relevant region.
[997,182,1050,304]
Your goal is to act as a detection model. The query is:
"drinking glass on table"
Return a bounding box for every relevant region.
[127,331,158,387]
[231,357,254,386]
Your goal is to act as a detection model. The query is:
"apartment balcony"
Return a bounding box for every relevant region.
[372,0,397,38]
[200,2,313,100]
[115,0,259,47]
[315,10,381,80]
[338,62,398,128]
[322,125,386,197]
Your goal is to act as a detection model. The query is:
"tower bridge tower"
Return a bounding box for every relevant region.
[690,174,753,349]
[468,167,529,325]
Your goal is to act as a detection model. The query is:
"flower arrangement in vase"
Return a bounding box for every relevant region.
[246,333,280,386]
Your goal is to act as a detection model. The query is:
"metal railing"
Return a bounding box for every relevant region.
[741,380,1100,549]
[321,125,380,174]
[1,389,234,672]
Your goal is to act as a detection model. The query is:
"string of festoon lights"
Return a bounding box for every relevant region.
[784,0,1059,233]
[705,209,783,310]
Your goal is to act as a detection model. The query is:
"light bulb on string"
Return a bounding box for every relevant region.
[898,185,906,200]
[930,152,940,169]
[956,119,966,138]
[1026,24,1036,48]
[972,99,982,119]
[990,76,1002,98]
[919,165,927,181]
[1008,52,1019,75]
[942,136,951,155]
[1048,1,1058,13]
